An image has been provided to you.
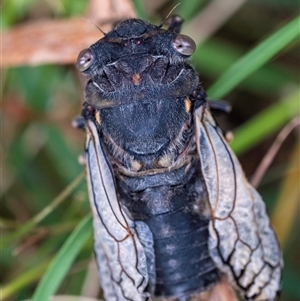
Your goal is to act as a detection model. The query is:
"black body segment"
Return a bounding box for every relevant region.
[77,16,283,301]
[116,156,219,297]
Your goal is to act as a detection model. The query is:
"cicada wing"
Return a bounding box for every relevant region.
[85,120,151,301]
[195,105,282,301]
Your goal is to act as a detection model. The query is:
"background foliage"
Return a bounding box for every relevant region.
[1,0,299,300]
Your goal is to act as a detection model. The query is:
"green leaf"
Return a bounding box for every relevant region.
[208,15,300,99]
[194,38,298,95]
[230,89,299,155]
[31,215,92,301]
[44,126,82,183]
[0,261,50,299]
[2,172,85,247]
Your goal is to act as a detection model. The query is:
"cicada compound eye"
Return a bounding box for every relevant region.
[77,48,94,71]
[172,34,196,56]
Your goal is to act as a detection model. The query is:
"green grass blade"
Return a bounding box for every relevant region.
[230,89,300,155]
[194,38,297,95]
[208,15,300,99]
[31,215,92,301]
[2,172,85,247]
[0,260,50,299]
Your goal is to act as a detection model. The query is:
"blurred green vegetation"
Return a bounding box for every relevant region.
[1,0,299,300]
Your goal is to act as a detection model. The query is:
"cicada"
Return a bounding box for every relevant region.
[76,16,282,301]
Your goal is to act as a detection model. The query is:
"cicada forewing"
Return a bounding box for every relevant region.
[195,105,283,301]
[85,119,153,301]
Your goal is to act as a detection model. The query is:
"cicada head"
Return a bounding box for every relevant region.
[76,18,196,75]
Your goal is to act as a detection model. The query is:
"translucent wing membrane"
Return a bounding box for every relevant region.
[85,120,151,301]
[195,106,282,301]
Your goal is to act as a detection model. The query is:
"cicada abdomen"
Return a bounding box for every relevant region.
[76,16,283,301]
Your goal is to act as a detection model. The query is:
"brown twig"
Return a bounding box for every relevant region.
[1,0,135,67]
[250,116,300,188]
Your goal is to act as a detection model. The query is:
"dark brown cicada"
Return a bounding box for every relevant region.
[76,17,282,301]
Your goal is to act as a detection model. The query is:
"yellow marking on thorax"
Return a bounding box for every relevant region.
[95,111,101,125]
[131,160,142,172]
[185,98,192,112]
[157,155,172,168]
